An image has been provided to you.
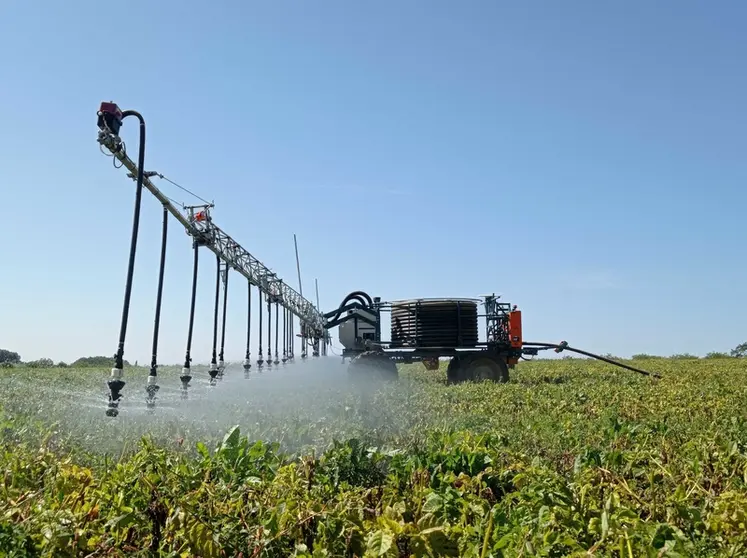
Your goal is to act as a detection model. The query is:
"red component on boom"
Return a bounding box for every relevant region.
[509,310,522,348]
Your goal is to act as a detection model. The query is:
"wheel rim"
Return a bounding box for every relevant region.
[465,357,500,382]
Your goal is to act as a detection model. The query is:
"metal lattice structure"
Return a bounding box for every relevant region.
[97,129,326,339]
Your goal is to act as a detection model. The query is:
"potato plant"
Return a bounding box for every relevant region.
[1,357,746,556]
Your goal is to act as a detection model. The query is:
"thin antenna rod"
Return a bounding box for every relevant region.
[315,278,320,310]
[294,234,303,297]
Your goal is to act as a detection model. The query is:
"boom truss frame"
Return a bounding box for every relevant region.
[97,128,327,339]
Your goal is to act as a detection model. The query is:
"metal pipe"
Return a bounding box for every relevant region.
[522,342,660,378]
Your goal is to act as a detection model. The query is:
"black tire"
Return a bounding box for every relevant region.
[446,356,462,385]
[347,351,399,382]
[458,353,509,383]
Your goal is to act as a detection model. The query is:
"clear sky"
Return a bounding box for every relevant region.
[1,1,745,365]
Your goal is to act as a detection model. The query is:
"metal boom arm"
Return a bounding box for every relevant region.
[97,117,326,339]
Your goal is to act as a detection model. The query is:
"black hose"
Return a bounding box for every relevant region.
[274,300,280,364]
[267,296,273,365]
[522,342,661,378]
[345,291,374,307]
[257,288,264,366]
[107,111,145,416]
[282,306,287,362]
[245,281,252,363]
[289,312,294,359]
[183,241,200,370]
[113,111,146,372]
[149,206,168,377]
[210,254,220,369]
[219,266,229,365]
[324,291,374,325]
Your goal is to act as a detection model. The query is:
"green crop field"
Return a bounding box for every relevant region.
[1,357,746,557]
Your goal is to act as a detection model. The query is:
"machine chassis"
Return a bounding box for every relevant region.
[326,291,532,384]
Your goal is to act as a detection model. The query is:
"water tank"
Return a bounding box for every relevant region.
[389,298,479,348]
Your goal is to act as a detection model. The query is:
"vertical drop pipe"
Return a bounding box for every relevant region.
[274,300,280,365]
[301,321,308,359]
[288,310,294,361]
[243,281,252,376]
[145,205,168,410]
[266,295,273,366]
[107,110,146,417]
[209,253,221,384]
[257,288,264,368]
[281,305,287,364]
[181,240,200,397]
[218,264,229,379]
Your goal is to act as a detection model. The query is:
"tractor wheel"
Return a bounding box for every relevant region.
[347,350,398,382]
[458,353,509,383]
[446,356,462,385]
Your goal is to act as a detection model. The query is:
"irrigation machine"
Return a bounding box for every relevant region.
[96,101,657,417]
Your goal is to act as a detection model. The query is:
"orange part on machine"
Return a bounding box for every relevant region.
[509,310,522,348]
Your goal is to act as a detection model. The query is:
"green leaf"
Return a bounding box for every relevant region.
[601,509,609,538]
[196,441,209,458]
[366,529,395,556]
[422,527,459,556]
[218,425,241,453]
[422,492,444,514]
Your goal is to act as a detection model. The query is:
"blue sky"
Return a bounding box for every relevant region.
[1,1,745,364]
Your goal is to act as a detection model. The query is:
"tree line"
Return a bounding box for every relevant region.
[0,351,131,369]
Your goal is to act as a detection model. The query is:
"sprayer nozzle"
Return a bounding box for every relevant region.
[106,374,125,417]
[180,371,192,395]
[145,383,159,409]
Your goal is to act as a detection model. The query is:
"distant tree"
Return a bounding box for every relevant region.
[26,358,54,368]
[670,353,699,360]
[71,356,130,368]
[632,354,662,360]
[0,349,21,364]
[56,361,69,367]
[731,342,747,358]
